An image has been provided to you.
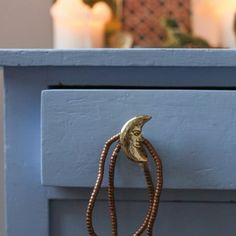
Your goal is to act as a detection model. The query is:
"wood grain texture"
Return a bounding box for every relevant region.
[42,89,236,189]
[1,49,236,66]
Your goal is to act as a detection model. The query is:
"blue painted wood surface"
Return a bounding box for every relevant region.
[3,50,236,236]
[42,89,236,189]
[1,49,236,67]
[51,200,236,236]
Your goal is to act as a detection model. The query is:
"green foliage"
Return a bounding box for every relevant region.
[83,0,117,15]
[234,13,236,36]
[162,18,210,48]
[164,18,179,29]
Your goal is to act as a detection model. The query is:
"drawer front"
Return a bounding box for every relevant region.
[41,90,236,189]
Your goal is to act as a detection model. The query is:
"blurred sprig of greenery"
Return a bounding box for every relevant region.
[83,0,117,16]
[162,18,210,48]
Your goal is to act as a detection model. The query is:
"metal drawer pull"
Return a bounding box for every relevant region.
[86,115,163,236]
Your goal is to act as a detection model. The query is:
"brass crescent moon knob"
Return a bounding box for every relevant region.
[86,115,163,236]
[120,115,152,163]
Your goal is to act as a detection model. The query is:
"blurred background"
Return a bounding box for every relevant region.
[0,0,236,49]
[0,0,236,235]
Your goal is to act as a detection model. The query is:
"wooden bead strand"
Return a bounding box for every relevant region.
[86,134,120,236]
[86,128,163,236]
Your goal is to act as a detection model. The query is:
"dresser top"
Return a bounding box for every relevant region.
[0,49,236,67]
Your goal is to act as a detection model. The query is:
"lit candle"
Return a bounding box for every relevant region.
[214,1,236,48]
[193,0,236,48]
[192,0,219,47]
[51,0,112,48]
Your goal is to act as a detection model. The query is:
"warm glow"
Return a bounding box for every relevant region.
[193,0,236,48]
[92,2,112,22]
[50,0,112,48]
[210,0,236,15]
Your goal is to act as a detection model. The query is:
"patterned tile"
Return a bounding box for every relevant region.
[122,0,191,47]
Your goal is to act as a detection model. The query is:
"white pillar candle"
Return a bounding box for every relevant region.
[51,0,112,48]
[192,0,220,47]
[216,1,236,48]
[193,0,236,48]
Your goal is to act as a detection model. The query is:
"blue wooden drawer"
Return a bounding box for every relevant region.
[41,89,236,189]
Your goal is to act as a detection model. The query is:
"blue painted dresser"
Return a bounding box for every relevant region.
[1,49,236,236]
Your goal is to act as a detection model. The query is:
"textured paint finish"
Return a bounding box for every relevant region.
[50,200,236,236]
[4,51,236,236]
[42,90,236,189]
[5,68,49,236]
[1,49,236,66]
[0,68,4,236]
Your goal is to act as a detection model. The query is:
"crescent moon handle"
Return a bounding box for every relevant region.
[87,116,162,236]
[120,115,152,163]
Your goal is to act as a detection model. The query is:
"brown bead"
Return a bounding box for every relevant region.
[86,134,163,236]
